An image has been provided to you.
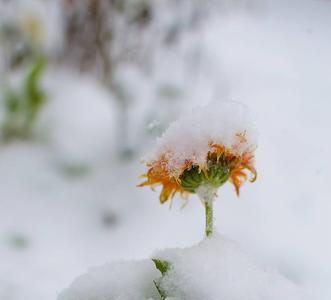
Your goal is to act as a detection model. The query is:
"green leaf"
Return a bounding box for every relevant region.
[24,57,45,100]
[152,259,170,300]
[0,58,46,140]
[23,57,46,130]
[152,258,170,275]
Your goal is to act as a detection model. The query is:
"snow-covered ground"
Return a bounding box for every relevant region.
[58,234,304,300]
[1,0,331,299]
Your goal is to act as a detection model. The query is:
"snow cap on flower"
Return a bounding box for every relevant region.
[139,101,258,203]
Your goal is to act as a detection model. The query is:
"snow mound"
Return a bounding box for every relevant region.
[148,101,258,176]
[58,234,303,300]
[154,233,303,300]
[57,260,161,300]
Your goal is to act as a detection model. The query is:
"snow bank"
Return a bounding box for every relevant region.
[58,234,303,300]
[57,260,161,300]
[147,101,258,176]
[154,233,303,300]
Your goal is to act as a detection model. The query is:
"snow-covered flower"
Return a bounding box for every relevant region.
[139,101,257,203]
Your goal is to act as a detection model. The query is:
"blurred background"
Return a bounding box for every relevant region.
[0,0,330,299]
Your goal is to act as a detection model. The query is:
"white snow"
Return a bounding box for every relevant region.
[58,234,304,300]
[58,260,161,300]
[148,101,258,176]
[155,234,303,300]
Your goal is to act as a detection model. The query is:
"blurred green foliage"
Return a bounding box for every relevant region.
[57,162,91,179]
[1,58,46,141]
[8,233,29,250]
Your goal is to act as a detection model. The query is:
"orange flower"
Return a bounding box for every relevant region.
[138,154,188,203]
[139,135,256,203]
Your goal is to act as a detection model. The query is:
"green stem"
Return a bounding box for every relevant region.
[205,200,213,237]
[152,259,169,299]
[153,280,166,300]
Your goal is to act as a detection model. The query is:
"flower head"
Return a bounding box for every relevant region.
[139,101,257,203]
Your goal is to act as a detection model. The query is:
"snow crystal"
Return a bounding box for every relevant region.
[148,101,258,175]
[57,260,161,300]
[153,233,304,300]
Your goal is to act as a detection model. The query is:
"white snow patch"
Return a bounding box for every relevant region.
[58,234,303,300]
[154,233,304,300]
[57,260,161,300]
[148,101,258,176]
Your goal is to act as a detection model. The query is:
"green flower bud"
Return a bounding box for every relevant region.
[179,161,230,193]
